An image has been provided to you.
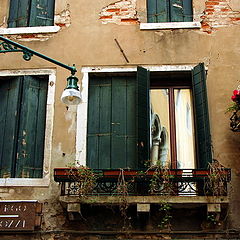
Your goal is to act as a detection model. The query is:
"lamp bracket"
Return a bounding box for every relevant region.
[0,35,76,74]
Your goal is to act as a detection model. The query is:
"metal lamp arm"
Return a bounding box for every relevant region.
[0,35,77,75]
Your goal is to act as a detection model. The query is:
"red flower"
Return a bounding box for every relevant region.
[231,95,237,102]
[233,90,240,96]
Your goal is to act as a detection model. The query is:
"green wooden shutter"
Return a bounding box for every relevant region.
[147,0,169,23]
[0,77,22,177]
[29,0,55,27]
[87,76,137,169]
[15,76,48,178]
[192,63,212,169]
[8,0,31,27]
[87,77,112,169]
[111,77,137,169]
[170,0,184,22]
[183,0,193,22]
[136,67,150,169]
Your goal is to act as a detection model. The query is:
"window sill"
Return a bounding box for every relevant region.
[140,22,201,30]
[0,26,61,35]
[0,178,50,187]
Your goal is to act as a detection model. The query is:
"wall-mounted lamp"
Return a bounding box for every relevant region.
[0,35,81,105]
[61,75,81,105]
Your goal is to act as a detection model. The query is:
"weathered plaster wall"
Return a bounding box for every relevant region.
[0,0,240,238]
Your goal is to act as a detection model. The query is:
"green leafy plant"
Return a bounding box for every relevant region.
[148,163,174,195]
[116,169,132,230]
[67,164,97,198]
[158,202,172,230]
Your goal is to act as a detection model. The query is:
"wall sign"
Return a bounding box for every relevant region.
[0,201,42,231]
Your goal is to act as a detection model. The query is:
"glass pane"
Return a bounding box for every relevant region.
[150,89,171,167]
[174,89,196,168]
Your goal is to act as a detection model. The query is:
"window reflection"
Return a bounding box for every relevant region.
[174,89,196,168]
[150,89,171,167]
[150,88,196,169]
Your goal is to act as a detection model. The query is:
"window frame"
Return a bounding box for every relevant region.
[0,69,56,187]
[8,0,55,28]
[150,82,196,169]
[77,65,205,168]
[139,0,201,30]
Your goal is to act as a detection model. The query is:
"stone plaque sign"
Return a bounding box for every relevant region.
[0,201,41,231]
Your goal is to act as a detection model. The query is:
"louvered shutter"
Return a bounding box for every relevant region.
[192,63,212,169]
[136,67,150,169]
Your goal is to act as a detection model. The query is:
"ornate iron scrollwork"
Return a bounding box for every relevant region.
[230,110,240,132]
[0,40,33,61]
[0,41,20,53]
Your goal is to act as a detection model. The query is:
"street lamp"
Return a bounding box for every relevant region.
[61,74,81,105]
[0,35,81,105]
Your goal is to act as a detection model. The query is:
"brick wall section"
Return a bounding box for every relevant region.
[201,0,240,33]
[55,8,71,28]
[99,0,138,25]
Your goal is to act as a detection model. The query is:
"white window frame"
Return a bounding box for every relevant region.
[0,26,60,35]
[0,69,56,187]
[140,22,201,30]
[76,65,196,167]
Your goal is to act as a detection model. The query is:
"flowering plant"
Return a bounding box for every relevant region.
[231,89,240,103]
[226,89,240,113]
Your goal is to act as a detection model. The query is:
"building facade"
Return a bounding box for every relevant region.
[0,0,240,239]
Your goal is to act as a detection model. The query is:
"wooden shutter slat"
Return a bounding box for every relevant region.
[147,0,157,23]
[32,77,48,178]
[15,76,48,178]
[98,77,112,169]
[29,0,55,27]
[137,67,150,169]
[87,77,101,169]
[126,77,137,168]
[170,0,184,22]
[111,77,128,169]
[183,0,193,22]
[192,63,212,169]
[157,0,169,22]
[0,77,22,177]
[17,0,31,27]
[8,0,30,27]
[8,0,20,27]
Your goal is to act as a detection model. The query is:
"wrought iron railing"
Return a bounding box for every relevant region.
[230,109,240,132]
[54,168,231,197]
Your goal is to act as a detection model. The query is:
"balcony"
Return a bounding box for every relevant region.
[54,168,231,205]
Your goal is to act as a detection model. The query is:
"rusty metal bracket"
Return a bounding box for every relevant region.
[114,38,129,63]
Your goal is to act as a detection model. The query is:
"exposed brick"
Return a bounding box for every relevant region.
[56,23,66,27]
[121,18,138,23]
[99,0,138,25]
[201,0,240,33]
[106,9,120,12]
[206,2,219,6]
[230,17,240,21]
[99,16,113,19]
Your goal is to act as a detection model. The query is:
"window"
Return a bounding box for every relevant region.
[8,0,55,28]
[0,75,48,178]
[147,0,193,23]
[86,63,212,170]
